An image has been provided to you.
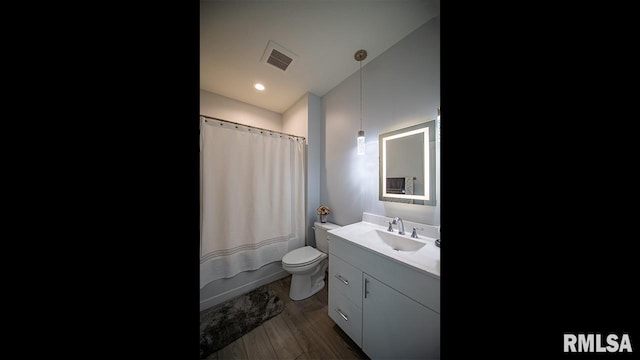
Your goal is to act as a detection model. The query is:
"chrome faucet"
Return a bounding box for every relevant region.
[392,217,405,235]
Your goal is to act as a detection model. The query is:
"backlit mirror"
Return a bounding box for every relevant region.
[379,121,435,205]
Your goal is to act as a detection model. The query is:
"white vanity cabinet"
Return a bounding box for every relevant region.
[328,231,440,359]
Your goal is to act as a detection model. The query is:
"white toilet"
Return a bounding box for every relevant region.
[282,221,340,300]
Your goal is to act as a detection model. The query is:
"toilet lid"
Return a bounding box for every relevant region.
[282,246,324,267]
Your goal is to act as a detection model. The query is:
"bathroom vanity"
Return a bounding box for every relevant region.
[327,215,440,359]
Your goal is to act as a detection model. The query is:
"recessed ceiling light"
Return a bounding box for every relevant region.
[254,83,265,91]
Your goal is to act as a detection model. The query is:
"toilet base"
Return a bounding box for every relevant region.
[288,259,328,301]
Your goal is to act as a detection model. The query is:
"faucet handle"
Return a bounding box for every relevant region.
[411,227,424,238]
[388,221,394,232]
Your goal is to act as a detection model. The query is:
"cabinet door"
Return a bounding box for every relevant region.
[362,274,440,359]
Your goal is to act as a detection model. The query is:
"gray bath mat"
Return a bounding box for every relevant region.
[200,284,284,359]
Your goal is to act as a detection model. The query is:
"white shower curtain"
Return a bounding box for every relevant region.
[200,118,305,288]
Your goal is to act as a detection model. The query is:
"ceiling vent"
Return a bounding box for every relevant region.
[261,40,297,72]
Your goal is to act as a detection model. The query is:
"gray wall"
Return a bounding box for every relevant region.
[322,17,440,226]
[307,93,323,246]
[200,89,282,130]
[282,92,323,247]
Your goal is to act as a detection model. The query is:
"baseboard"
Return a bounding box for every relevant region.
[199,269,289,312]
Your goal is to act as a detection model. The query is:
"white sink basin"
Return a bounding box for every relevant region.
[328,220,440,278]
[370,229,426,251]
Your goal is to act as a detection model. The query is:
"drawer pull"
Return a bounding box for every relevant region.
[334,308,348,321]
[334,274,349,285]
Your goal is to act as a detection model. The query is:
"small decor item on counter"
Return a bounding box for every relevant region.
[317,205,330,223]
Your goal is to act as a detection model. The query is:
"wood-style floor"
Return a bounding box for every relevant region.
[208,274,369,360]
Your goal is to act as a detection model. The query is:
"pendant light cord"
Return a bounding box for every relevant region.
[359,60,363,131]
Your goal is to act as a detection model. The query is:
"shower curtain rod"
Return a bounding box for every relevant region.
[200,115,306,141]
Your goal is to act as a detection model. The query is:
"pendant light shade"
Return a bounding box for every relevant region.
[355,49,367,155]
[357,130,365,155]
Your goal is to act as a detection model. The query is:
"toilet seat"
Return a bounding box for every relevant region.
[282,246,324,267]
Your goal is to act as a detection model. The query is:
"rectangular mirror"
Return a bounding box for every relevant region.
[379,121,436,205]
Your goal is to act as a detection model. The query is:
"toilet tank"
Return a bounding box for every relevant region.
[314,221,340,253]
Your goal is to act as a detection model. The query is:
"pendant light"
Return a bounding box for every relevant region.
[355,49,367,155]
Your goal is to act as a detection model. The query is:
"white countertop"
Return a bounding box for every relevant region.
[328,220,440,279]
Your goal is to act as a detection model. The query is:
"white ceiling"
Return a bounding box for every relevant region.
[200,0,440,114]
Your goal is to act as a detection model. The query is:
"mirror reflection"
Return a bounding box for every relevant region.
[379,121,435,205]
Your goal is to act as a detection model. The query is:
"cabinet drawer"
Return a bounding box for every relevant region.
[328,288,362,347]
[328,254,362,306]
